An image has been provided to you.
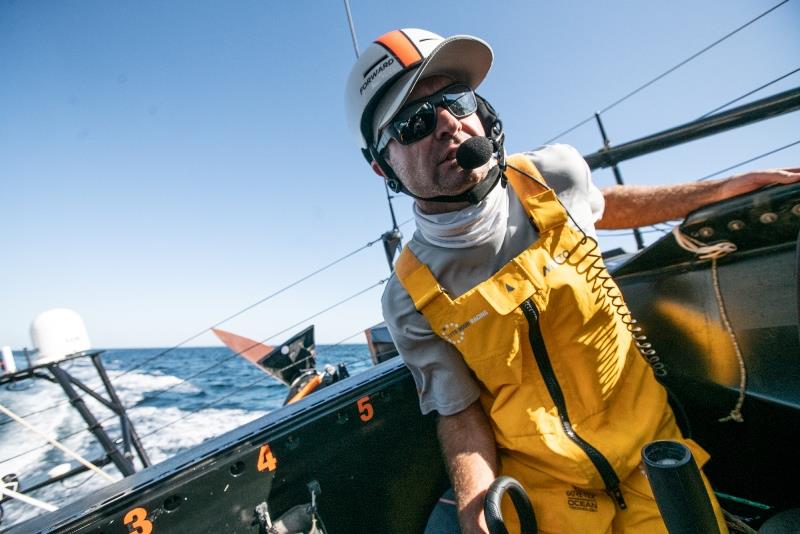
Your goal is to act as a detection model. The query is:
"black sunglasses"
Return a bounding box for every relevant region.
[375,83,478,153]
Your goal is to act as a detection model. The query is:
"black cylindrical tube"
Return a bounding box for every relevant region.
[642,440,720,534]
[583,86,800,170]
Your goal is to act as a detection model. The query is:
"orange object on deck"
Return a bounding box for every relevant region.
[286,373,324,405]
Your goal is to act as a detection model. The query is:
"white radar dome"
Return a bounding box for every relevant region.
[30,308,92,364]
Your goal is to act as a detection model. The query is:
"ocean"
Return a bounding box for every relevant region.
[0,345,374,529]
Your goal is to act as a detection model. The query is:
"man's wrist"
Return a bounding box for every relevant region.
[458,489,489,534]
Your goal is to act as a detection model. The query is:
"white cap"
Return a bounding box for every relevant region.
[345,28,493,153]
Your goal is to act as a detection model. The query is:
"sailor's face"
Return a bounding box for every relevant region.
[382,76,489,213]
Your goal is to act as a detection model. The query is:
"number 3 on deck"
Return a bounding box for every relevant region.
[123,507,152,534]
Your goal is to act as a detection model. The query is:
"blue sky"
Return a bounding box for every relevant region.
[1,0,798,349]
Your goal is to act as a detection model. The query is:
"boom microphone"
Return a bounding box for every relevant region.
[456,136,493,170]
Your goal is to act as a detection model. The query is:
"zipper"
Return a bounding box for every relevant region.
[520,298,627,510]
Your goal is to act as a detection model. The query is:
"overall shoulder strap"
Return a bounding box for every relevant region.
[504,154,549,197]
[394,246,451,313]
[504,154,568,233]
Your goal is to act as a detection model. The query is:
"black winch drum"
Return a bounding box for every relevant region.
[642,440,720,534]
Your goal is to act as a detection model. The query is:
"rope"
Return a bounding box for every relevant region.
[0,403,116,482]
[541,0,791,144]
[722,509,758,534]
[671,228,746,422]
[0,485,58,512]
[0,416,104,464]
[672,228,737,260]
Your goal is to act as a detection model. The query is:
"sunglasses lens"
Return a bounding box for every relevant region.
[381,85,478,149]
[443,87,477,118]
[394,102,436,144]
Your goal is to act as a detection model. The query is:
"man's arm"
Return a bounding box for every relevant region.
[438,400,497,534]
[597,167,800,229]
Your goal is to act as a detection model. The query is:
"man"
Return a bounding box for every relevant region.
[345,28,798,533]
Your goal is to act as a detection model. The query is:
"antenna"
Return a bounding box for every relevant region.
[342,0,403,272]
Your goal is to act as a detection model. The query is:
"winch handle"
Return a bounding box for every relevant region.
[484,475,537,534]
[642,440,720,534]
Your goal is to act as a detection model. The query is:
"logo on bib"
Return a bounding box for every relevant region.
[566,487,598,512]
[543,250,570,277]
[440,310,489,345]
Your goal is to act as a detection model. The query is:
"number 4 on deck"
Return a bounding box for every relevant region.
[257,444,277,472]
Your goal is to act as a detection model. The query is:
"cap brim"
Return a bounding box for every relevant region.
[371,35,493,140]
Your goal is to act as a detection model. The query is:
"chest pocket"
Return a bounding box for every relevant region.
[451,260,541,397]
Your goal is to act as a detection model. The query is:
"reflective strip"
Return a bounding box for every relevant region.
[376,30,423,68]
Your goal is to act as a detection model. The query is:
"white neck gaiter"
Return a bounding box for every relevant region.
[413,182,509,249]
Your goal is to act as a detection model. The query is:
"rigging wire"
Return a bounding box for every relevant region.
[0,219,413,428]
[697,139,800,181]
[59,470,97,490]
[123,278,387,408]
[108,215,410,380]
[139,327,375,442]
[3,327,380,463]
[109,237,390,381]
[541,0,791,145]
[251,325,374,378]
[651,222,680,235]
[591,135,800,240]
[0,279,388,464]
[698,66,800,119]
[598,226,675,237]
[139,373,270,440]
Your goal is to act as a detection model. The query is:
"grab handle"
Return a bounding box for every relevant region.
[484,476,537,534]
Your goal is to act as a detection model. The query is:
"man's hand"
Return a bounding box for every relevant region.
[438,401,498,534]
[715,167,800,200]
[597,166,800,229]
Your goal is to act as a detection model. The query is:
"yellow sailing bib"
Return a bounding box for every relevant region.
[396,154,673,492]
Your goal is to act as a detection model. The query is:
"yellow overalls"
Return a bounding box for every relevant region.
[395,154,727,533]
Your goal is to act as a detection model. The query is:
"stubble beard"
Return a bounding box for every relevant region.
[435,159,491,196]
